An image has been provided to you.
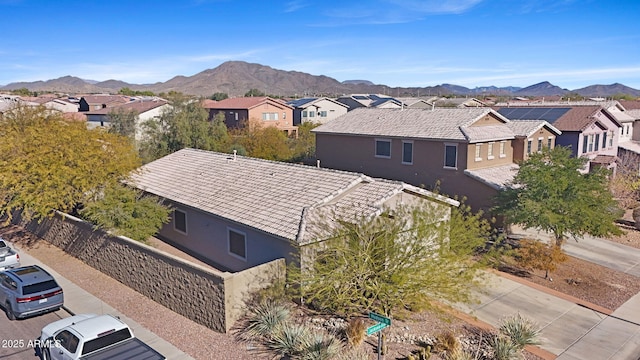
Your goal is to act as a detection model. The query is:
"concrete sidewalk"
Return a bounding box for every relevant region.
[15,244,194,360]
[510,225,640,277]
[453,271,640,359]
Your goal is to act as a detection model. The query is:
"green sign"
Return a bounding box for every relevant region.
[366,322,388,335]
[369,312,391,325]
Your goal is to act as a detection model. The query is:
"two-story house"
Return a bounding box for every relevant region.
[78,95,130,112]
[85,99,170,140]
[286,97,349,125]
[204,97,297,136]
[313,108,526,212]
[496,105,621,172]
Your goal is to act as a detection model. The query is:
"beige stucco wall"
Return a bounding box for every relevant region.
[248,102,296,133]
[465,140,514,170]
[14,211,285,333]
[316,133,501,212]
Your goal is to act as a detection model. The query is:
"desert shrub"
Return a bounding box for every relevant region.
[345,317,366,347]
[434,331,460,356]
[490,335,520,360]
[266,323,311,358]
[499,313,541,350]
[301,333,343,360]
[237,300,291,341]
[516,239,567,279]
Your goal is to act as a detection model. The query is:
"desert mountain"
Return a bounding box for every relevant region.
[1,61,638,98]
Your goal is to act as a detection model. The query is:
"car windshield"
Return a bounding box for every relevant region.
[22,280,58,295]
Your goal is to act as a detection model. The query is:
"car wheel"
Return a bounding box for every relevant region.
[41,348,51,360]
[5,302,15,321]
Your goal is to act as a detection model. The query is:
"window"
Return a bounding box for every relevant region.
[537,138,543,152]
[402,141,413,164]
[262,112,279,120]
[487,142,494,159]
[609,131,614,147]
[319,111,327,117]
[55,330,80,354]
[309,111,315,117]
[173,209,187,234]
[547,137,553,148]
[602,132,607,148]
[582,134,588,153]
[302,111,308,118]
[594,133,600,151]
[444,143,457,168]
[282,112,286,119]
[475,144,482,161]
[499,141,506,158]
[228,229,246,260]
[375,139,391,158]
[235,113,238,121]
[588,134,594,152]
[527,140,532,154]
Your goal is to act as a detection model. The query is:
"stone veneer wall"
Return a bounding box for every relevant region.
[14,211,285,333]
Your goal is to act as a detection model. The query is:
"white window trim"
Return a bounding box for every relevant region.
[227,227,247,261]
[475,143,482,162]
[401,140,413,165]
[173,209,187,235]
[499,140,507,158]
[375,138,392,159]
[487,142,495,160]
[444,143,458,169]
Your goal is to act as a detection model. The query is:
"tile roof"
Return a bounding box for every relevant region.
[620,100,640,110]
[205,97,293,110]
[81,95,130,105]
[618,140,640,154]
[130,149,457,244]
[625,109,640,120]
[464,164,519,191]
[505,120,561,137]
[84,99,168,115]
[590,154,616,164]
[312,108,515,142]
[201,99,217,108]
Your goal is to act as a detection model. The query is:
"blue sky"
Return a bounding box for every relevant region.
[2,0,640,90]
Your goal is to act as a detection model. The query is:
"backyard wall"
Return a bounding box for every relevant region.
[13,211,285,333]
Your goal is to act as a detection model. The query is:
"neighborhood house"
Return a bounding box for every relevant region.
[130,148,459,272]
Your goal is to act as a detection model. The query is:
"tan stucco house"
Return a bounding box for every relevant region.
[312,108,548,212]
[130,148,458,272]
[204,96,297,136]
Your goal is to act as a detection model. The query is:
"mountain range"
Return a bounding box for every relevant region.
[2,61,639,98]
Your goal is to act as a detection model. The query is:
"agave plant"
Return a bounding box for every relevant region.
[498,313,541,350]
[240,300,291,341]
[266,323,311,358]
[301,333,343,360]
[490,335,521,360]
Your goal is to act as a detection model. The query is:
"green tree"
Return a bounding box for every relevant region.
[291,201,491,317]
[289,122,318,163]
[0,106,141,222]
[11,88,32,96]
[245,88,265,97]
[118,87,155,96]
[79,184,171,243]
[209,92,229,101]
[107,107,138,139]
[494,146,622,246]
[138,94,229,162]
[234,125,292,161]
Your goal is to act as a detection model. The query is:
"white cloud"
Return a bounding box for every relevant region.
[284,0,308,12]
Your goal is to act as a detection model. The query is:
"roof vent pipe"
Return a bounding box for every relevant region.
[316,159,320,168]
[233,149,237,161]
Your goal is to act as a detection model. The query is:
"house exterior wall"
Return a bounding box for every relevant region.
[465,141,514,170]
[518,127,557,161]
[316,133,499,211]
[576,117,619,160]
[158,202,297,273]
[210,109,250,129]
[247,103,295,133]
[295,99,348,125]
[134,104,169,140]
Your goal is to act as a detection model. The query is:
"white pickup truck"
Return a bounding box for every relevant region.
[37,313,165,360]
[0,238,20,271]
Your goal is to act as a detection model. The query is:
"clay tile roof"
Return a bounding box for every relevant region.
[620,100,640,110]
[201,99,217,108]
[84,99,168,115]
[590,154,616,164]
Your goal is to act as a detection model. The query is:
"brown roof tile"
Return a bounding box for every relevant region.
[206,97,292,110]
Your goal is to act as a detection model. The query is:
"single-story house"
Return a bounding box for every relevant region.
[130,148,459,272]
